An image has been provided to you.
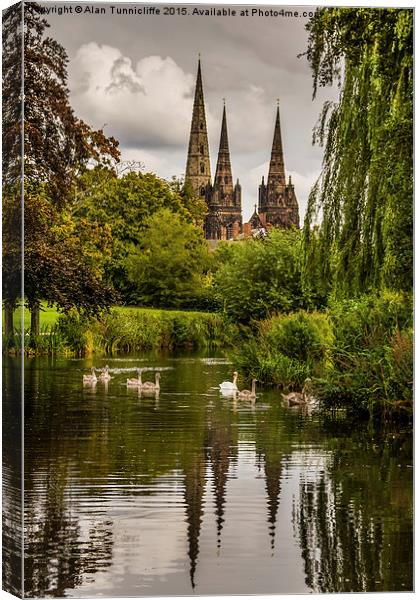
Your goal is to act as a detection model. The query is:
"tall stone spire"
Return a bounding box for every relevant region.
[214,101,233,195]
[205,101,242,240]
[185,58,212,199]
[267,103,286,187]
[257,102,299,229]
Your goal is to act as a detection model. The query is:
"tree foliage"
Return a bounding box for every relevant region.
[213,229,304,323]
[72,169,208,302]
[22,185,118,316]
[2,2,120,334]
[125,208,211,309]
[302,8,413,298]
[2,2,119,201]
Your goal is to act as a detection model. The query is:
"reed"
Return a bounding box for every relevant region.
[57,307,238,355]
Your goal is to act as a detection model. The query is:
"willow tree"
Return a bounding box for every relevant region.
[302,8,413,298]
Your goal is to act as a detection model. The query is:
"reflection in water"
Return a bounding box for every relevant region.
[292,422,413,593]
[3,357,23,596]
[205,399,238,552]
[183,448,206,589]
[2,355,412,596]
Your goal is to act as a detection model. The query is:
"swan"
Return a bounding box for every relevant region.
[282,378,313,406]
[127,368,142,386]
[141,372,161,391]
[98,365,111,381]
[219,371,238,392]
[237,379,257,400]
[83,367,97,385]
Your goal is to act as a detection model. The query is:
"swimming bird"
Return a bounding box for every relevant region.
[219,371,238,392]
[98,365,111,381]
[127,368,142,386]
[83,367,97,385]
[282,378,313,406]
[237,379,257,400]
[141,372,161,391]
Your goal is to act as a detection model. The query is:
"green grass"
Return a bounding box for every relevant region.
[3,302,61,329]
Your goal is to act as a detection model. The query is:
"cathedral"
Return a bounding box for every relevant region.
[185,59,300,240]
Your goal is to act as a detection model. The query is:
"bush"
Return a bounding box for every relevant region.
[233,292,413,420]
[213,229,305,323]
[56,312,92,356]
[313,292,413,418]
[233,310,332,391]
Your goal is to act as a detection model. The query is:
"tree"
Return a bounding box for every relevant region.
[125,209,211,308]
[213,229,304,323]
[302,8,413,298]
[73,169,202,303]
[2,2,120,336]
[22,185,118,338]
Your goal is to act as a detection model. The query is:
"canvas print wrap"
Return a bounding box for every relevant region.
[2,1,413,597]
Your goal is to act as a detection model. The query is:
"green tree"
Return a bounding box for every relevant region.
[302,8,413,298]
[213,229,304,323]
[125,208,211,308]
[22,185,117,335]
[73,169,202,302]
[2,2,120,337]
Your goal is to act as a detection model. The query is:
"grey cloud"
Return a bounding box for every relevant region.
[42,2,338,223]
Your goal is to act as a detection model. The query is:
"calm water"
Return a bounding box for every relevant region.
[3,354,413,596]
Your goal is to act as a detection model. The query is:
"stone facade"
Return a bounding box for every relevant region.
[204,104,242,240]
[185,61,299,240]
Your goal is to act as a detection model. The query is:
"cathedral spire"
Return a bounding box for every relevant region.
[185,58,211,198]
[214,102,233,194]
[267,103,286,187]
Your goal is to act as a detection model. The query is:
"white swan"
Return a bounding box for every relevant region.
[98,365,111,381]
[83,367,97,385]
[219,371,238,392]
[127,368,142,386]
[141,372,161,391]
[237,379,257,400]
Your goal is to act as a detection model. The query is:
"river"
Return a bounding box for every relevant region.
[2,353,413,596]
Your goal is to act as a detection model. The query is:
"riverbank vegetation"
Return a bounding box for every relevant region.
[2,6,412,421]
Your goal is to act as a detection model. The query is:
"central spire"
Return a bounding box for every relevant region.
[214,102,233,194]
[185,58,211,198]
[267,104,286,187]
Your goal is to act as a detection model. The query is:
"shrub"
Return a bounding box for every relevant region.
[233,310,332,391]
[213,229,305,323]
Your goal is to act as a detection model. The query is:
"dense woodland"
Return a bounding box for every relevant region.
[2,4,413,420]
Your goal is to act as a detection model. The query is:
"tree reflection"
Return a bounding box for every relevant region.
[18,356,413,595]
[3,357,23,596]
[293,424,413,592]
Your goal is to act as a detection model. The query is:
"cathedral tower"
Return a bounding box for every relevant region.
[258,103,299,228]
[205,102,242,240]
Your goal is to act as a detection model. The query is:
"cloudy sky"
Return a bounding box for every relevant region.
[41,2,339,222]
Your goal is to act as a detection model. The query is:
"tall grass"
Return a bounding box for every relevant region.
[57,307,238,355]
[2,324,67,355]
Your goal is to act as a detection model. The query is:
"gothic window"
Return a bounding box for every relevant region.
[200,187,206,196]
[200,122,204,130]
[224,176,229,184]
[200,144,204,154]
[200,163,205,174]
[226,223,233,240]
